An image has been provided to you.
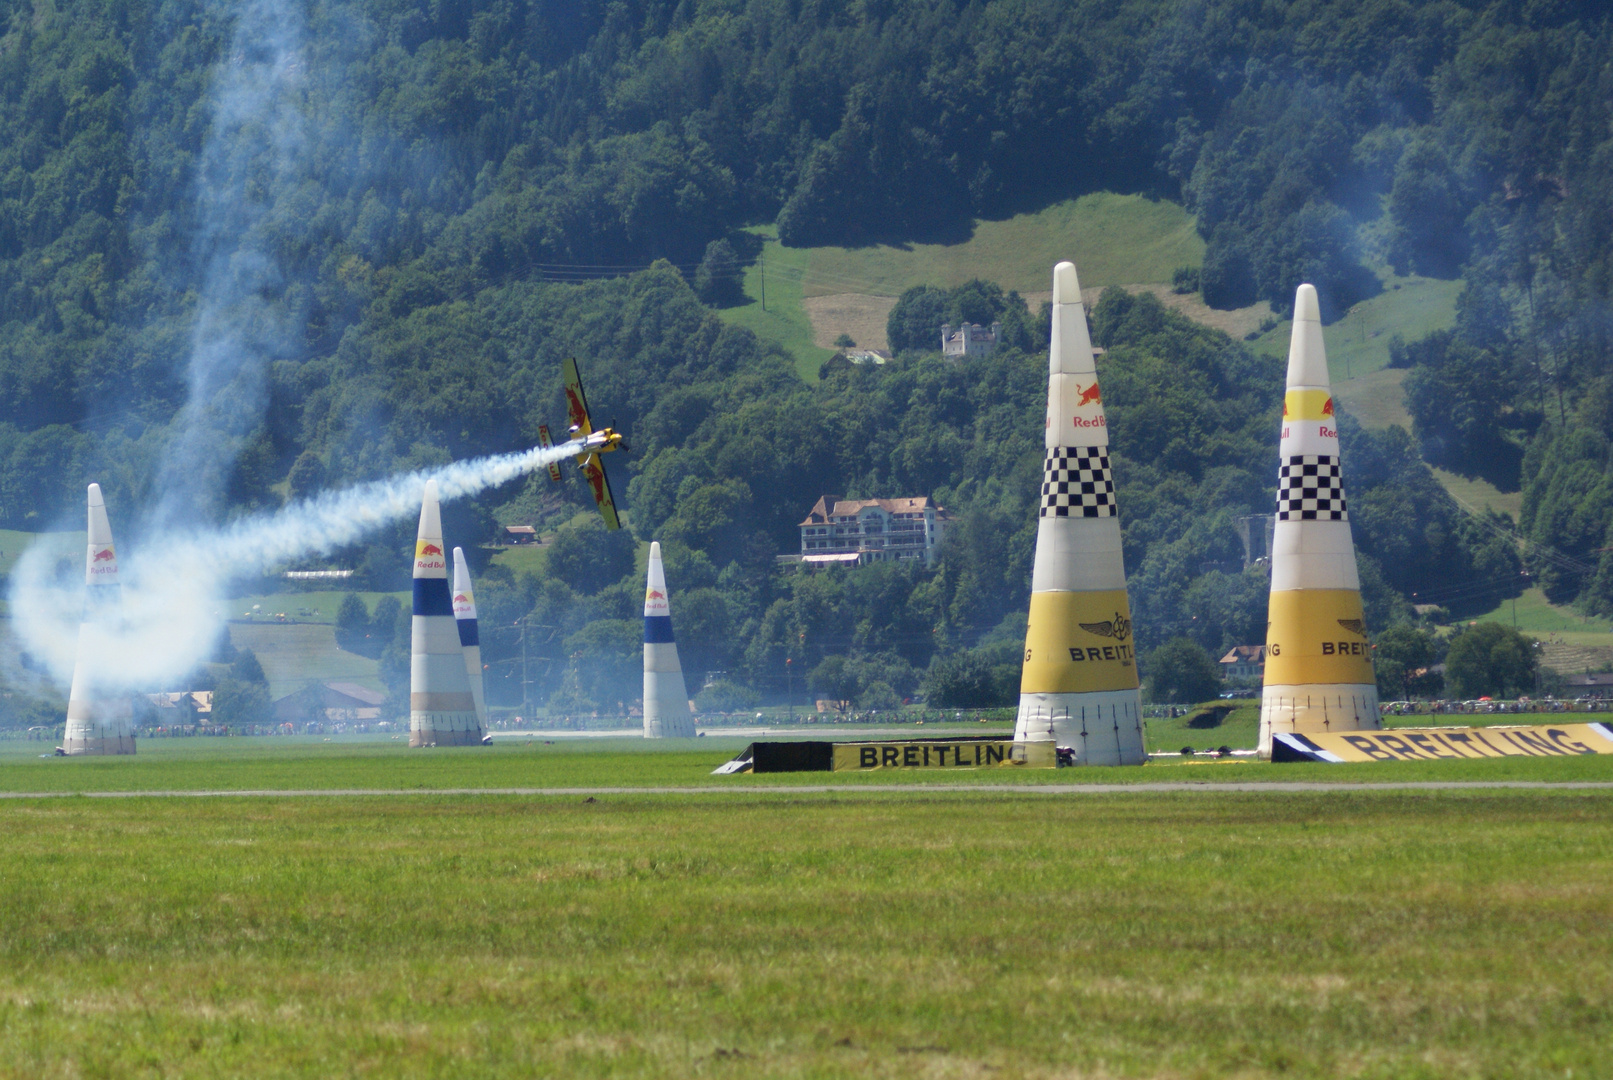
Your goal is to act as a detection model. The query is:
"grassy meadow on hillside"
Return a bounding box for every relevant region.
[1,787,1609,1077]
[802,193,1205,297]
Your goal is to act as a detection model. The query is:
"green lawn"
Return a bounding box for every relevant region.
[4,732,1613,792]
[227,590,409,624]
[804,192,1204,297]
[1143,702,1260,752]
[715,225,836,381]
[0,783,1609,1077]
[1429,466,1524,521]
[228,623,384,698]
[1250,273,1462,377]
[487,542,548,576]
[1467,586,1613,636]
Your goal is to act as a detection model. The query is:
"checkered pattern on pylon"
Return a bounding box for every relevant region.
[1040,445,1115,518]
[1277,454,1347,521]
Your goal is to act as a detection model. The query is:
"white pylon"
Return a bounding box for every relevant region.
[408,481,481,747]
[1259,283,1379,757]
[642,541,694,738]
[63,483,136,755]
[451,547,488,731]
[1014,262,1146,765]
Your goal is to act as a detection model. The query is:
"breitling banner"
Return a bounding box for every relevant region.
[832,739,1056,771]
[1271,723,1613,763]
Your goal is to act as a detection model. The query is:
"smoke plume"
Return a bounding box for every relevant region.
[9,441,584,690]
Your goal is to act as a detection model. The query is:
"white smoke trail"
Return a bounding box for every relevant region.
[155,0,311,527]
[9,440,585,690]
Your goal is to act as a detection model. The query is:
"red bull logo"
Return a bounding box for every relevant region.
[1321,396,1334,417]
[420,542,443,556]
[646,589,666,602]
[453,593,470,606]
[1077,382,1102,407]
[92,548,115,563]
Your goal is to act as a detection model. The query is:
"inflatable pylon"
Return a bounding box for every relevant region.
[409,481,481,746]
[642,541,694,738]
[1260,283,1379,757]
[451,547,488,732]
[63,483,136,755]
[1015,261,1146,764]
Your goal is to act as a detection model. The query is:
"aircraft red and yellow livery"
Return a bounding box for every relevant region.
[538,358,624,529]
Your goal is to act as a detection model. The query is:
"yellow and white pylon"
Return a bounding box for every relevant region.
[1260,283,1379,757]
[1015,261,1146,765]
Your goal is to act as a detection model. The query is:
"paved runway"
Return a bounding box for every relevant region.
[3,781,1612,798]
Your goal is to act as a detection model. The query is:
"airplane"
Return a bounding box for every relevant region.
[537,358,625,530]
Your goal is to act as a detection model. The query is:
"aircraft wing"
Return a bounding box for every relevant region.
[581,453,621,530]
[537,424,563,482]
[561,357,592,437]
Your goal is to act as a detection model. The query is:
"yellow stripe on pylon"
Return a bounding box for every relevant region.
[1264,589,1375,684]
[1020,590,1139,694]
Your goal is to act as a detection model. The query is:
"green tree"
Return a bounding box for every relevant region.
[924,651,1013,709]
[1444,623,1539,699]
[1143,638,1221,704]
[212,677,271,727]
[335,593,369,653]
[546,518,636,595]
[886,286,949,353]
[694,239,744,307]
[1373,626,1443,700]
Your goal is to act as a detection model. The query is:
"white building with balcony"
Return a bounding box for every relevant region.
[798,496,951,566]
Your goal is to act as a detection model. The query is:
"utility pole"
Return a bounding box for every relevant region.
[760,241,766,312]
[518,617,529,723]
[785,657,793,720]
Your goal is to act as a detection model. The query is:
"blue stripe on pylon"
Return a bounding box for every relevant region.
[413,577,453,617]
[644,615,675,643]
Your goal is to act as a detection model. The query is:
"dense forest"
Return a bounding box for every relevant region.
[1,0,1611,714]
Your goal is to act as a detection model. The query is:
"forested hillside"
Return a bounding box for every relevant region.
[2,0,1611,711]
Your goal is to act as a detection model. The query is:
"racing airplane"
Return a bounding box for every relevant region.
[537,358,625,529]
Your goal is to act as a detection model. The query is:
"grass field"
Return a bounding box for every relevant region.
[1468,587,1613,636]
[1430,466,1524,521]
[0,768,1610,1077]
[1249,273,1462,377]
[226,590,410,624]
[803,193,1204,297]
[716,225,836,381]
[488,542,548,576]
[228,623,383,698]
[6,731,1613,791]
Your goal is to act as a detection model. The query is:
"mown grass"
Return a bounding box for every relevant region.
[716,225,836,381]
[1467,586,1613,636]
[0,788,1609,1078]
[224,590,409,625]
[1429,465,1524,522]
[4,731,1613,793]
[804,193,1204,297]
[1249,273,1462,376]
[1143,703,1260,752]
[227,623,384,699]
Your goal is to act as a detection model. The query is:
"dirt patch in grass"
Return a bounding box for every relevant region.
[803,293,898,351]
